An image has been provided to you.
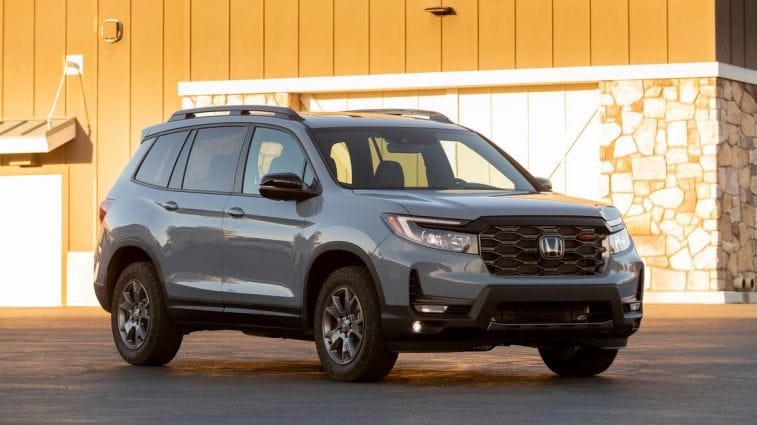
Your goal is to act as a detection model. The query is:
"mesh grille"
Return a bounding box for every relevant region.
[492,302,612,324]
[480,224,607,276]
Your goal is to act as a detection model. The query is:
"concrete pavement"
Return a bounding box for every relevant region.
[0,305,755,424]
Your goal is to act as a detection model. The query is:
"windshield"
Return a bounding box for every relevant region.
[312,127,536,191]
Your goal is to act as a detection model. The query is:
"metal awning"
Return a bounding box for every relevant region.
[0,118,76,154]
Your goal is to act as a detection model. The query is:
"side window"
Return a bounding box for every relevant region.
[135,131,188,187]
[183,127,246,192]
[243,127,306,195]
[329,141,352,184]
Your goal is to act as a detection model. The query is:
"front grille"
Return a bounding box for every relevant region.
[492,302,612,324]
[480,224,607,276]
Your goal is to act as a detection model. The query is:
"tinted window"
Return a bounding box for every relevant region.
[243,127,306,195]
[183,127,246,192]
[329,141,352,184]
[313,128,534,191]
[135,131,188,187]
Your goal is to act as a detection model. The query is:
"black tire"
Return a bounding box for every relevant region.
[314,266,398,382]
[110,261,183,366]
[538,345,618,377]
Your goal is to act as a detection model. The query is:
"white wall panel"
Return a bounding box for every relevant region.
[528,90,567,180]
[458,90,492,138]
[0,175,62,306]
[380,91,419,109]
[491,90,529,167]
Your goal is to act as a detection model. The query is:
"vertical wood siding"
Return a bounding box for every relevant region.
[64,0,97,252]
[629,0,668,64]
[553,0,590,67]
[0,0,739,253]
[715,0,757,68]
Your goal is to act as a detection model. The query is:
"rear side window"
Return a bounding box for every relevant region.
[183,127,246,192]
[135,131,188,187]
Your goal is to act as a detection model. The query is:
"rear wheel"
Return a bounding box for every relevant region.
[538,345,618,377]
[314,266,398,382]
[111,261,183,366]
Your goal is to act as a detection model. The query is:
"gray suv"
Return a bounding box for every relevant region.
[94,106,643,381]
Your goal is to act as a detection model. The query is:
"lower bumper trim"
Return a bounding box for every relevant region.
[487,320,615,332]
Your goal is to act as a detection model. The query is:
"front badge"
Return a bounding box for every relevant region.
[538,235,565,259]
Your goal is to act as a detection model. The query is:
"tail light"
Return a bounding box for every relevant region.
[99,198,114,224]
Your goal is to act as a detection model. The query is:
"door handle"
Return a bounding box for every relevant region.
[157,201,178,211]
[225,206,245,218]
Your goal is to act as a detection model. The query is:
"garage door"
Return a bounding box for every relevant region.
[301,85,601,201]
[0,174,62,306]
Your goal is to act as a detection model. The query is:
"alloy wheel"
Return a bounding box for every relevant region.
[321,286,364,365]
[116,279,151,350]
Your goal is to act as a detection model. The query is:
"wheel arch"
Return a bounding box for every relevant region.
[303,242,385,329]
[104,239,166,312]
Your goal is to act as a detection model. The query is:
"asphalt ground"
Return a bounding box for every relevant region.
[1,305,756,424]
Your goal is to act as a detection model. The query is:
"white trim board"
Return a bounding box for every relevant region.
[179,62,757,97]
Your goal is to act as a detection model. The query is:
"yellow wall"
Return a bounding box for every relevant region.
[0,0,726,253]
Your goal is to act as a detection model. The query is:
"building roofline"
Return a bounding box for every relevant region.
[178,62,757,97]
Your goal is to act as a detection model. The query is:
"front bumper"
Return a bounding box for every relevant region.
[373,235,644,352]
[382,283,642,351]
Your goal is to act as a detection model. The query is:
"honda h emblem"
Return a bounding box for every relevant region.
[538,235,565,259]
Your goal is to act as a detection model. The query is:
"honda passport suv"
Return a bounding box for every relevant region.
[95,106,643,382]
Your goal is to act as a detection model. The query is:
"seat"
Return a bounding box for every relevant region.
[374,161,405,188]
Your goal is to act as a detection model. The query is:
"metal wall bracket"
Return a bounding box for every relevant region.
[424,6,454,16]
[100,18,123,43]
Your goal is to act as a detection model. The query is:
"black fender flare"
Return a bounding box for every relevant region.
[302,241,385,327]
[105,238,169,307]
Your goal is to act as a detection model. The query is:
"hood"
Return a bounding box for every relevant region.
[353,190,618,222]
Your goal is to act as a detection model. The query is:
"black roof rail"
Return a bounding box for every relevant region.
[346,109,453,124]
[168,105,304,122]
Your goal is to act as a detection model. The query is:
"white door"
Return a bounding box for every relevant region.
[302,85,601,200]
[0,174,62,306]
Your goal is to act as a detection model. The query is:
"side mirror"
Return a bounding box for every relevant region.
[259,173,319,201]
[535,177,553,191]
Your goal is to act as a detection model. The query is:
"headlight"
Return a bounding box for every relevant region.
[383,214,479,254]
[607,227,632,255]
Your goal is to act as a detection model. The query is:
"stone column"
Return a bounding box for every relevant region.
[716,79,757,291]
[599,78,720,292]
[600,78,757,294]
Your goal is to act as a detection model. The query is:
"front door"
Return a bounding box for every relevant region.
[221,126,311,321]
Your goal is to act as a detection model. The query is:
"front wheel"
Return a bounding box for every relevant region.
[314,266,398,382]
[538,345,618,377]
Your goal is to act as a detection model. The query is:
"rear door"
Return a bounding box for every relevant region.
[221,126,313,321]
[149,126,248,308]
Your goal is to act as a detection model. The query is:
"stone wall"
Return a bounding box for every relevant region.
[716,79,757,291]
[600,78,757,293]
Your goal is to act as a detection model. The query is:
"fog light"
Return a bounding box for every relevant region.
[411,321,423,333]
[628,301,641,312]
[414,304,448,314]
